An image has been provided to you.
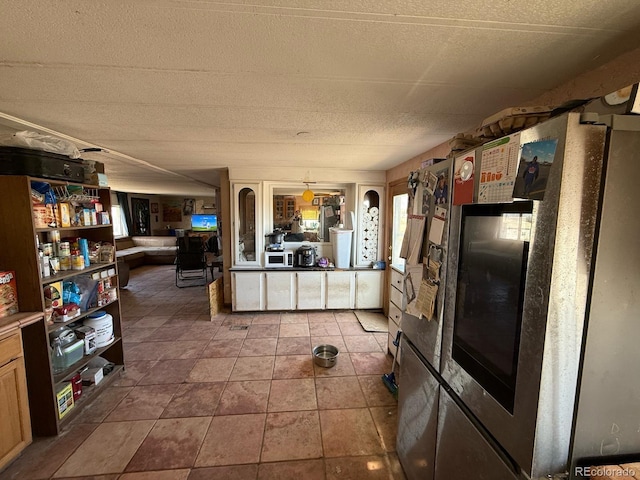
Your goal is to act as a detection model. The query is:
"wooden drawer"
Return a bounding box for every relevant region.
[390,268,404,291]
[389,284,405,310]
[0,331,22,368]
[388,302,402,327]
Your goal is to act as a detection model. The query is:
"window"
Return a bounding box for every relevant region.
[111,205,129,238]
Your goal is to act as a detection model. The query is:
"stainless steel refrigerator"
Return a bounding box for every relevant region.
[397,110,640,479]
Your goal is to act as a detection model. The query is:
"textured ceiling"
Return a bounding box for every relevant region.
[2,1,640,195]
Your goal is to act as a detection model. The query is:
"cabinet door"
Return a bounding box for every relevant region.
[265,272,295,311]
[326,271,355,309]
[0,357,32,471]
[355,270,383,309]
[297,271,326,310]
[232,272,264,311]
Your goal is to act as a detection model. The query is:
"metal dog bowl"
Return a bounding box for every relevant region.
[313,344,339,368]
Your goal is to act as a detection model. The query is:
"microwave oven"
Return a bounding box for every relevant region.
[264,250,294,268]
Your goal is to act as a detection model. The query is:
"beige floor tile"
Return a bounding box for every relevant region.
[278,323,310,337]
[358,375,398,407]
[307,311,337,323]
[131,316,173,328]
[319,409,384,457]
[276,336,312,356]
[251,313,281,325]
[257,459,325,480]
[229,356,275,381]
[124,342,169,361]
[119,469,190,480]
[280,312,308,324]
[187,357,236,382]
[105,384,178,422]
[325,456,395,480]
[78,386,133,423]
[334,311,359,323]
[122,327,160,343]
[125,417,212,471]
[239,337,278,356]
[343,334,384,353]
[112,360,158,387]
[158,340,209,359]
[188,464,259,480]
[145,326,190,342]
[350,352,392,375]
[370,406,398,452]
[261,411,323,462]
[52,420,155,477]
[200,338,244,358]
[316,376,367,409]
[213,325,250,340]
[272,355,315,379]
[137,359,198,385]
[337,322,368,336]
[195,414,266,467]
[161,382,225,418]
[268,378,317,412]
[216,380,271,415]
[247,324,280,338]
[309,322,342,336]
[0,423,98,480]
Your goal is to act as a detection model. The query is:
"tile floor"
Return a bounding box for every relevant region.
[2,265,405,480]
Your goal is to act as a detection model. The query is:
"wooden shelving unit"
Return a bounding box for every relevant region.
[0,175,125,436]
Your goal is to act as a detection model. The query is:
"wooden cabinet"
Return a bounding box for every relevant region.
[265,272,295,310]
[355,270,383,309]
[0,329,31,470]
[0,175,125,436]
[232,271,264,311]
[296,271,326,310]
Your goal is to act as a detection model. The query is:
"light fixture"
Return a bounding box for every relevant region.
[302,183,315,202]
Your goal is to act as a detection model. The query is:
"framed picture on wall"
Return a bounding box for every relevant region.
[312,198,319,206]
[151,202,159,213]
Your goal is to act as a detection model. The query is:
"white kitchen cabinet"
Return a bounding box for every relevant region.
[265,272,295,310]
[296,271,326,310]
[232,271,264,311]
[355,270,384,309]
[388,266,405,362]
[326,271,356,309]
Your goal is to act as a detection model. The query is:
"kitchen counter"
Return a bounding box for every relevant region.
[0,312,43,336]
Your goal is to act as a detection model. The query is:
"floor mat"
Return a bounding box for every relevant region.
[355,310,388,332]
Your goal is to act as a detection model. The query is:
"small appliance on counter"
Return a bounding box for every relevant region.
[265,229,285,252]
[296,244,317,267]
[265,249,294,268]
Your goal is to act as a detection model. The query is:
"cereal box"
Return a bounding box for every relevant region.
[0,271,19,319]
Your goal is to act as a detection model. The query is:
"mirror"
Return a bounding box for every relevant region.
[273,187,346,242]
[238,187,256,261]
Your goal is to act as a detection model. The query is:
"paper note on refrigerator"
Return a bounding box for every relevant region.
[428,216,445,245]
[405,265,424,318]
[400,214,425,265]
[416,279,438,321]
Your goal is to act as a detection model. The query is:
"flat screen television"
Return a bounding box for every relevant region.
[191,214,217,232]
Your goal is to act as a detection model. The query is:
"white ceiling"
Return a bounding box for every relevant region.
[2,1,640,196]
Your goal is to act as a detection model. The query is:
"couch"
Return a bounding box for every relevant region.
[115,236,178,269]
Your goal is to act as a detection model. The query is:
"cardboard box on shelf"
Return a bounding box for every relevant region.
[81,367,103,386]
[0,271,19,319]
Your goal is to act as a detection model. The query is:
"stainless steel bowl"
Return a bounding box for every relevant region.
[313,344,339,368]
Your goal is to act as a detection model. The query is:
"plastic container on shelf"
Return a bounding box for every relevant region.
[329,227,353,268]
[84,311,114,348]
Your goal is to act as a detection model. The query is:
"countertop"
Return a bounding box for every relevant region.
[0,312,44,336]
[229,266,385,272]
